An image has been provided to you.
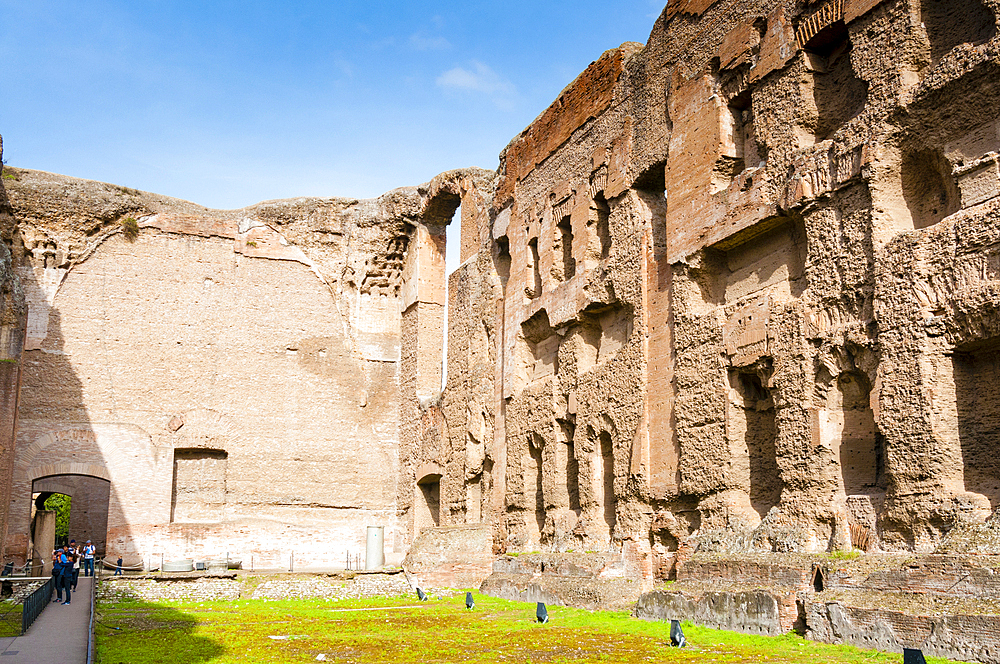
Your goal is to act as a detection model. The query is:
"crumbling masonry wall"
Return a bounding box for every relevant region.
[0,165,489,568]
[406,0,1000,593]
[0,136,28,560]
[4,4,1000,641]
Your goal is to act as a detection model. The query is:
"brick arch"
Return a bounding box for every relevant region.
[15,426,156,483]
[5,424,161,563]
[29,462,111,483]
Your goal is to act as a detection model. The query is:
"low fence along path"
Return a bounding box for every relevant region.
[0,575,92,663]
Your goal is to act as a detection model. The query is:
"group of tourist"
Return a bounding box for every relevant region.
[50,539,95,605]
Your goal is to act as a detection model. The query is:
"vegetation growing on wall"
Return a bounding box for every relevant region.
[44,493,71,544]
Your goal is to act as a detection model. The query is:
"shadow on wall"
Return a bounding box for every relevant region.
[953,339,1000,511]
[7,261,133,570]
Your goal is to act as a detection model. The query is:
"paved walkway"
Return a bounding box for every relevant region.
[0,575,92,663]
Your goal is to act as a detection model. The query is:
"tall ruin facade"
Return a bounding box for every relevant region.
[409,0,1000,565]
[2,0,1000,658]
[0,155,494,568]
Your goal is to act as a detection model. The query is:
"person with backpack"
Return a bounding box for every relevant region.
[82,540,95,577]
[51,544,74,605]
[69,540,81,592]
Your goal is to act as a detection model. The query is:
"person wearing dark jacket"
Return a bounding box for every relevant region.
[55,544,74,604]
[51,544,74,604]
[69,540,80,592]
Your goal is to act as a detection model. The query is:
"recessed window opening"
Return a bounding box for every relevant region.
[558,419,581,512]
[727,92,753,177]
[593,194,611,259]
[921,0,996,66]
[526,238,541,299]
[528,434,546,541]
[802,21,868,142]
[598,431,616,537]
[901,148,960,229]
[827,372,883,496]
[416,475,442,530]
[555,216,576,281]
[495,236,512,286]
[171,448,228,523]
[953,340,1000,509]
[729,370,782,519]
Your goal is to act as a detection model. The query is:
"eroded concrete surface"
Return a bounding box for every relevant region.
[4,0,1000,661]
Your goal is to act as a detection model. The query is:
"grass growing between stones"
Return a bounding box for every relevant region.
[96,592,969,664]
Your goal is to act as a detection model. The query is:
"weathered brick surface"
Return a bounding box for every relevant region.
[0,136,27,560]
[1,166,493,570]
[6,1,1000,660]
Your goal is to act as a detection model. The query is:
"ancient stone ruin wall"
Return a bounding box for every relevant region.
[408,0,1000,586]
[396,170,497,545]
[3,1,1000,617]
[658,0,1000,557]
[0,165,491,569]
[0,136,28,560]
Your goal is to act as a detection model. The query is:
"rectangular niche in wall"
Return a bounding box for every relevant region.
[466,476,482,524]
[588,193,611,261]
[712,217,806,306]
[416,476,441,531]
[171,449,228,523]
[822,372,883,496]
[574,304,635,373]
[901,147,961,230]
[553,214,576,282]
[516,309,560,389]
[723,90,765,179]
[592,428,616,539]
[953,340,1000,509]
[525,434,546,544]
[727,370,782,519]
[799,20,868,144]
[526,237,542,299]
[556,418,580,512]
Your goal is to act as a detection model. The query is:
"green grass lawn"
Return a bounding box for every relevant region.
[0,602,22,638]
[96,592,967,664]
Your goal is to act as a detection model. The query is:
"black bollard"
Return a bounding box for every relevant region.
[670,620,686,647]
[903,649,927,664]
[536,602,548,624]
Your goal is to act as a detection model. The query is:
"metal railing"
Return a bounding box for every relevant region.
[87,570,97,664]
[20,576,53,635]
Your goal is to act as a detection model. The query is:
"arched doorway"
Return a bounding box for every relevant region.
[29,473,111,574]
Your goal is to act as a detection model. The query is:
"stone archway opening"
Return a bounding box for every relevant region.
[30,474,110,574]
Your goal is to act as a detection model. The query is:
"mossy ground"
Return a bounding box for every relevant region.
[0,603,22,638]
[96,592,969,664]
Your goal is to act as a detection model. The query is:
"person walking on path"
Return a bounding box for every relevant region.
[82,540,95,576]
[69,540,80,592]
[114,556,123,576]
[51,544,74,605]
[50,547,63,604]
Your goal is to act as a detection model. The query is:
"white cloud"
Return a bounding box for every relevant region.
[408,33,451,51]
[436,61,517,107]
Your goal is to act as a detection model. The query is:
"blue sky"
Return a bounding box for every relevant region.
[0,0,663,211]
